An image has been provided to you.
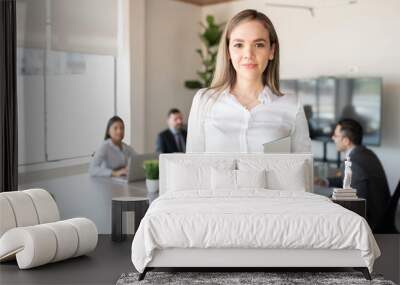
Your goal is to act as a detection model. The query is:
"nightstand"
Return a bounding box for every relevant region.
[112,196,150,242]
[331,198,366,218]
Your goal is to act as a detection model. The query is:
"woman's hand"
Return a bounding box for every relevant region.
[112,167,128,177]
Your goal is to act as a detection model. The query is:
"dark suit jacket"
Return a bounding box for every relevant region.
[328,145,391,231]
[155,129,187,154]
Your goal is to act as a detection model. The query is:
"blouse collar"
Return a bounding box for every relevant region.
[223,85,274,105]
[107,138,125,152]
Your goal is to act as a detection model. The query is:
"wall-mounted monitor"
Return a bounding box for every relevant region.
[281,77,382,146]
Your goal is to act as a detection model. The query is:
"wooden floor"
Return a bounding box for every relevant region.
[1,234,399,285]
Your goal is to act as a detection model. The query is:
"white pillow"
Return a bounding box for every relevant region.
[167,162,209,191]
[237,169,266,189]
[166,159,235,192]
[211,168,236,190]
[211,169,267,191]
[237,159,307,191]
[266,162,306,191]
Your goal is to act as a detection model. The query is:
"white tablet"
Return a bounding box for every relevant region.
[263,136,291,153]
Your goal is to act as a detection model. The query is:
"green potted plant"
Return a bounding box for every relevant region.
[184,15,224,89]
[143,160,159,193]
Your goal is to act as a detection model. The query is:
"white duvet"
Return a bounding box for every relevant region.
[131,190,380,273]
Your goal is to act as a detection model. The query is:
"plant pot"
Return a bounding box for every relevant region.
[146,179,159,193]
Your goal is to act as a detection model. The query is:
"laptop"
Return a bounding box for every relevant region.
[112,153,158,183]
[263,136,291,153]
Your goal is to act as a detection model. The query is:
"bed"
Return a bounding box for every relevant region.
[131,153,380,280]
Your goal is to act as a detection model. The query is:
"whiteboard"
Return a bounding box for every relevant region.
[46,51,115,160]
[17,48,46,165]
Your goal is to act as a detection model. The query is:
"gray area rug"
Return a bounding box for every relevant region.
[116,271,396,285]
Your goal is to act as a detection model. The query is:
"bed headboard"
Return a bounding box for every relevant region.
[159,153,314,195]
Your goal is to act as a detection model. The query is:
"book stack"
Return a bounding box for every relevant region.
[332,188,358,200]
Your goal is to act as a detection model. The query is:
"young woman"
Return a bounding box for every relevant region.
[89,116,136,177]
[186,9,311,153]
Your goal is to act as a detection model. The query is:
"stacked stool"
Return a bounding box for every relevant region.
[0,189,98,269]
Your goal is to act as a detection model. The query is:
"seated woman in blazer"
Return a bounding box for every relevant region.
[186,10,311,153]
[89,116,136,177]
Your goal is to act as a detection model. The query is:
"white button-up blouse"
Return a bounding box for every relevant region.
[186,86,311,153]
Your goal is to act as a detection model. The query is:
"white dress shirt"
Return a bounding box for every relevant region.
[169,128,186,153]
[345,146,355,159]
[89,139,136,177]
[186,86,311,153]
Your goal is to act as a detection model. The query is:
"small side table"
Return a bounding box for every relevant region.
[331,198,366,218]
[112,196,149,242]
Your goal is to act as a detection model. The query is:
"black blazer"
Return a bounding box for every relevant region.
[328,145,391,231]
[155,129,187,154]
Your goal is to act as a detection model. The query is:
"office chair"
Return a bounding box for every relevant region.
[379,180,400,234]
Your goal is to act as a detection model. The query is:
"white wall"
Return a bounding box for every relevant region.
[201,0,400,191]
[130,0,147,153]
[51,0,118,54]
[16,0,46,48]
[144,0,202,152]
[117,0,132,146]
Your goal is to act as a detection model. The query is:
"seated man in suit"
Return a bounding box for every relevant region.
[327,119,391,232]
[156,108,187,153]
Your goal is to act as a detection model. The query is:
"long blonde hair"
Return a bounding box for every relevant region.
[206,9,283,99]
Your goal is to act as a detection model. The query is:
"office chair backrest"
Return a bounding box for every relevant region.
[389,180,400,232]
[380,180,400,233]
